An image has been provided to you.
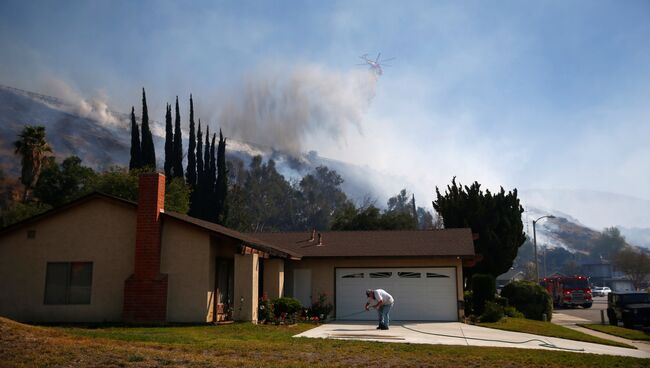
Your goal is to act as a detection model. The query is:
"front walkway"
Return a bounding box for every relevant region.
[294,321,650,359]
[552,312,650,354]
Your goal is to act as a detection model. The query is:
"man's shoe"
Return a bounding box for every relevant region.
[376,325,382,329]
[380,326,389,330]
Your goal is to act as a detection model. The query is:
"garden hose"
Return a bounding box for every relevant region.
[400,324,586,352]
[330,311,587,352]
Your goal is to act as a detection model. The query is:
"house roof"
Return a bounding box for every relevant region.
[162,212,301,259]
[0,192,298,259]
[248,228,475,258]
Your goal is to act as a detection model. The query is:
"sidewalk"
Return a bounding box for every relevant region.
[552,312,650,354]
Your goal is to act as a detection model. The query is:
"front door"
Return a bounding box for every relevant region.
[293,269,312,307]
[214,258,234,322]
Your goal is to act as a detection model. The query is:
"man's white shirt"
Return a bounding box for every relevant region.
[369,289,394,306]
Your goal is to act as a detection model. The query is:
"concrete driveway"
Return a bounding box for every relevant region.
[294,321,650,359]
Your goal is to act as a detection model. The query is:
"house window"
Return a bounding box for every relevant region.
[44,262,93,304]
[426,272,450,278]
[342,272,364,278]
[369,272,392,278]
[398,272,421,278]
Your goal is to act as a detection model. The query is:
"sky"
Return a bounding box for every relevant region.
[1,0,649,219]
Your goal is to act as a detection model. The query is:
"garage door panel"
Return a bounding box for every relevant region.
[336,267,457,321]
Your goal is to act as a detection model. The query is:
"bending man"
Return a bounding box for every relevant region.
[365,289,395,330]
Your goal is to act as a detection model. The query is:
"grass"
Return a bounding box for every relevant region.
[579,324,650,341]
[478,317,636,349]
[1,317,648,367]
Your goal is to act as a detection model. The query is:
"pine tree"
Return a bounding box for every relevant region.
[186,95,196,187]
[140,88,156,169]
[173,96,183,178]
[164,103,173,177]
[129,106,142,170]
[214,129,228,224]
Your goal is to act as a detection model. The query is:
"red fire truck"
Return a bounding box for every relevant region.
[541,275,593,308]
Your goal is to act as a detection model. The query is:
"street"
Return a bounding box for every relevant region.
[553,296,608,324]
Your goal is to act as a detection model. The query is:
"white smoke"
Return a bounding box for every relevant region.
[42,78,121,127]
[217,65,378,155]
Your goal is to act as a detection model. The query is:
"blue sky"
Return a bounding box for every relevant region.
[1,0,649,211]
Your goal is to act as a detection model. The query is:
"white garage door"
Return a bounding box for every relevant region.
[335,267,458,321]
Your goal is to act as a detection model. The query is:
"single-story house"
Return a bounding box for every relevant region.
[0,173,475,323]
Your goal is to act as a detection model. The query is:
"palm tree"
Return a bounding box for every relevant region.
[14,126,52,202]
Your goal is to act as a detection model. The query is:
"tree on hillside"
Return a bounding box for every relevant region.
[613,247,650,290]
[13,125,52,202]
[140,88,156,169]
[186,95,197,187]
[416,207,434,229]
[173,96,184,178]
[298,166,348,230]
[591,227,627,261]
[164,103,173,177]
[385,189,418,229]
[433,177,526,279]
[129,106,142,170]
[241,157,299,231]
[34,156,96,207]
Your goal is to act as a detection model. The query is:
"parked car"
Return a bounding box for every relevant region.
[592,286,612,297]
[607,292,650,328]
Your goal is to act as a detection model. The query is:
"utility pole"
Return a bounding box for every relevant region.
[533,215,556,281]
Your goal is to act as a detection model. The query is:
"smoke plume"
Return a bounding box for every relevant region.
[218,65,378,155]
[43,78,121,127]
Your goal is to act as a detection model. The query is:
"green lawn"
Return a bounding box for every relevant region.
[1,317,647,367]
[579,324,650,341]
[478,317,635,349]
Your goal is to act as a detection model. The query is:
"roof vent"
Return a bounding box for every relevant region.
[316,233,323,246]
[309,229,316,242]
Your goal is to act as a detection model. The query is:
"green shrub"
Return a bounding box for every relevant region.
[479,301,504,322]
[501,281,552,321]
[504,306,524,318]
[463,291,473,316]
[258,298,273,323]
[494,295,509,308]
[471,274,496,316]
[307,293,333,321]
[271,297,302,323]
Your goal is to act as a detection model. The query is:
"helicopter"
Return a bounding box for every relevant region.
[358,53,395,76]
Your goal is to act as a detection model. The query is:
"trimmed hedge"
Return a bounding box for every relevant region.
[479,301,505,322]
[271,297,302,320]
[501,281,552,321]
[471,274,496,316]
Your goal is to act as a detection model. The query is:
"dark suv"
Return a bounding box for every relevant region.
[607,292,650,328]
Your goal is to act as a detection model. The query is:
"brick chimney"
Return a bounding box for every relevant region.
[123,173,169,322]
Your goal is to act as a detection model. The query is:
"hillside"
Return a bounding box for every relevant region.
[1,84,648,254]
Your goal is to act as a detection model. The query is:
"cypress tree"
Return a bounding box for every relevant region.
[203,125,211,189]
[140,88,156,169]
[129,106,142,170]
[173,96,184,178]
[196,121,204,188]
[164,103,173,177]
[186,95,196,187]
[208,132,217,222]
[190,121,204,218]
[215,129,228,224]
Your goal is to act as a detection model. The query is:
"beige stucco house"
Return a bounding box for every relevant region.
[0,173,475,323]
